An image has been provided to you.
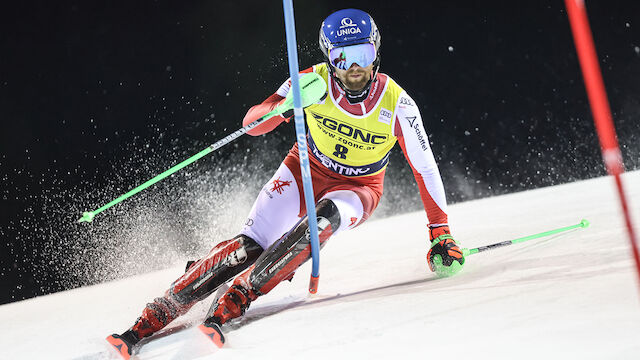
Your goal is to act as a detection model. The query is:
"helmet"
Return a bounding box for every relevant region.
[319,9,381,103]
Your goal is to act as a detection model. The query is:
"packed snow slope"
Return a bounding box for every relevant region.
[2,171,640,360]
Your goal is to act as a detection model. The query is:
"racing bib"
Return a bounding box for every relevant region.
[305,63,403,177]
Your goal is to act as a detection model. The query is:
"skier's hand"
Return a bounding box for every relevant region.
[280,89,328,120]
[427,225,465,277]
[281,106,294,120]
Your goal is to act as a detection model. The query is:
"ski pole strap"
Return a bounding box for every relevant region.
[430,234,454,247]
[462,219,590,256]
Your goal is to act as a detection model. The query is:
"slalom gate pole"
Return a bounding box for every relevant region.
[564,0,640,292]
[462,219,590,257]
[282,0,322,294]
[76,74,327,224]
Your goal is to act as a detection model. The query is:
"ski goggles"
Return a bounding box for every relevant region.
[328,42,376,70]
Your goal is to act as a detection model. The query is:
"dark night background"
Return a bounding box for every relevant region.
[1,1,639,305]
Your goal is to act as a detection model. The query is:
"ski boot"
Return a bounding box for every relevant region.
[106,295,186,358]
[199,266,258,347]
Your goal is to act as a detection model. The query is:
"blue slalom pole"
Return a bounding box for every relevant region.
[282,0,321,293]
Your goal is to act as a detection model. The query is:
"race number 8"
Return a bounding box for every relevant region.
[333,144,348,159]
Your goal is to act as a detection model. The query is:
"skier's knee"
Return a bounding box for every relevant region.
[246,200,341,295]
[321,190,366,233]
[315,198,341,234]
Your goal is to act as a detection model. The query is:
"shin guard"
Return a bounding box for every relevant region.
[249,199,341,296]
[207,200,341,327]
[130,235,262,338]
[169,235,263,305]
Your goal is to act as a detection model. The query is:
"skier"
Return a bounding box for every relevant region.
[107,8,464,356]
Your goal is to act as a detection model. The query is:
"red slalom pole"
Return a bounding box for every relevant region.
[564,0,640,291]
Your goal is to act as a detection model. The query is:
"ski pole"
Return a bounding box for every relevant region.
[78,72,327,223]
[462,219,590,256]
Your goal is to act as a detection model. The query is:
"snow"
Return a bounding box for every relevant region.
[2,171,640,359]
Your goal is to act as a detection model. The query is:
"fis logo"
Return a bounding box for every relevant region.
[337,17,362,36]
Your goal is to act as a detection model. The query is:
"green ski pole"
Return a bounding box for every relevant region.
[462,219,590,256]
[78,72,327,223]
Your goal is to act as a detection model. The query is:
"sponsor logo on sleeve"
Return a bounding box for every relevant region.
[399,97,414,108]
[406,116,429,151]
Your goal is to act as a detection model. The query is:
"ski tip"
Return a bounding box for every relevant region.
[199,322,225,348]
[106,334,132,360]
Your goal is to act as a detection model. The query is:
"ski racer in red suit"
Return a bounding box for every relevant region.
[107,8,464,357]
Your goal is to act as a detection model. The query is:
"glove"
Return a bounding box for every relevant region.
[427,225,465,277]
[281,107,294,119]
[281,90,327,119]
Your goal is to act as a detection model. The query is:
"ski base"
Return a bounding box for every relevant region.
[198,320,225,348]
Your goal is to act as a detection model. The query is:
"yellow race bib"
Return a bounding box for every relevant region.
[304,63,403,177]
